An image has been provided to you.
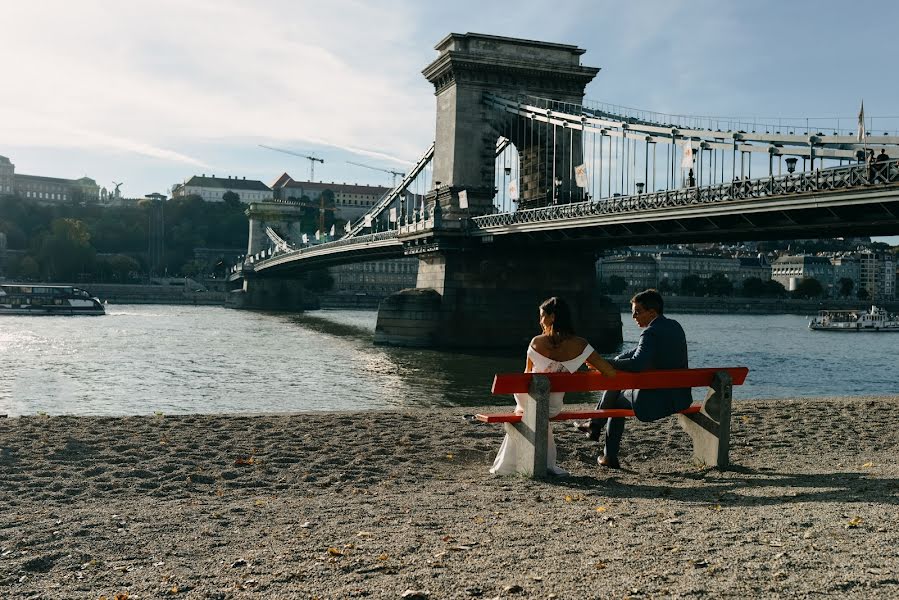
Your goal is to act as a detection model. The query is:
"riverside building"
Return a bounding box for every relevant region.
[172,175,273,203]
[0,155,100,203]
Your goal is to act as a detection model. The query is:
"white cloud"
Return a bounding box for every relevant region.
[1,0,435,168]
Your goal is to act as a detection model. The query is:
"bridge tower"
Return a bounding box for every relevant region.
[376,34,622,351]
[246,201,305,256]
[234,201,310,310]
[423,33,599,215]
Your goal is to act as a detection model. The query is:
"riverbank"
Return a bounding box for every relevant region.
[609,294,899,315]
[2,395,897,598]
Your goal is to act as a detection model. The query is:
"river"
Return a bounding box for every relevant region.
[0,305,895,416]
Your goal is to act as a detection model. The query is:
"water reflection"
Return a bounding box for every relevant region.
[0,306,895,416]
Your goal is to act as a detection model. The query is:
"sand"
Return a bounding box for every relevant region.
[1,396,898,599]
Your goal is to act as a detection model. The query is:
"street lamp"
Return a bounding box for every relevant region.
[635,182,645,194]
[553,177,562,204]
[785,157,798,174]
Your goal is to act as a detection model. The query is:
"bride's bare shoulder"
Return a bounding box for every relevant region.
[529,334,552,350]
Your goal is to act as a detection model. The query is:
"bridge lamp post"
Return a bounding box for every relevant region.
[785,157,798,174]
[553,177,562,204]
[635,182,645,194]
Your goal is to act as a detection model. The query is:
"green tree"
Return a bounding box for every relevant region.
[761,279,787,298]
[37,218,96,280]
[790,277,824,299]
[96,254,140,282]
[838,277,854,298]
[705,273,734,297]
[680,274,706,297]
[657,278,674,294]
[741,277,765,297]
[857,287,870,301]
[606,275,627,294]
[222,190,241,208]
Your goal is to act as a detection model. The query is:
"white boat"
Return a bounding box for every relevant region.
[809,305,899,332]
[0,284,105,315]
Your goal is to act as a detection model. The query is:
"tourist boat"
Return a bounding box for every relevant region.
[0,284,105,315]
[808,306,899,332]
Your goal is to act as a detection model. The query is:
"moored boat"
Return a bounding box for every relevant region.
[0,284,105,315]
[808,305,899,332]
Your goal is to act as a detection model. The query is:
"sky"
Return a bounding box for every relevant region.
[3,1,898,240]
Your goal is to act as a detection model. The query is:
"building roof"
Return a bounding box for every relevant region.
[0,156,11,165]
[184,175,271,192]
[15,173,82,185]
[278,179,391,196]
[773,255,832,265]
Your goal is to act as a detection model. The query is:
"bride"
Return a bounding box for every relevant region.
[490,296,616,476]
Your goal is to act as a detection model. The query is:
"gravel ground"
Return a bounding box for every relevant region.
[1,396,898,599]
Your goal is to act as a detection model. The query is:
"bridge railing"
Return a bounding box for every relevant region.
[470,159,899,229]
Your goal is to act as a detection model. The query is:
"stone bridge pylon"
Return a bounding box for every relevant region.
[375,33,623,351]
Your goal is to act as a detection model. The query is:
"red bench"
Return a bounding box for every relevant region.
[476,367,749,477]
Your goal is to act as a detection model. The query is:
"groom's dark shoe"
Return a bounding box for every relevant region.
[597,454,621,469]
[574,421,601,442]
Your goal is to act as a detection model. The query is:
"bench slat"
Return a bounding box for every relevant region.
[491,367,748,395]
[475,404,702,424]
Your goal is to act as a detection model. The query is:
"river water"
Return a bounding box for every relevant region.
[0,305,895,416]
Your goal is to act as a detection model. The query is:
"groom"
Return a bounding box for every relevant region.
[580,289,690,468]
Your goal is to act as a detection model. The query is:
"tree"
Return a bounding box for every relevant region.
[606,275,627,295]
[37,218,96,280]
[705,273,734,297]
[838,277,855,298]
[790,277,824,299]
[222,190,241,208]
[96,254,140,282]
[857,287,870,301]
[741,277,765,297]
[680,274,706,297]
[657,278,674,294]
[761,279,787,298]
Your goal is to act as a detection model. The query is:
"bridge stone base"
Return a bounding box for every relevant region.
[228,276,318,311]
[374,250,622,352]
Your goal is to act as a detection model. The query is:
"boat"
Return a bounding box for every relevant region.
[0,284,105,315]
[808,305,899,332]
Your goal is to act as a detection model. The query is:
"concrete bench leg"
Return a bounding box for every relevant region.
[677,370,732,468]
[509,375,550,478]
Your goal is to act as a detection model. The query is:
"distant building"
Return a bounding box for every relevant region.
[0,156,13,195]
[858,252,895,301]
[830,255,861,296]
[0,155,100,203]
[330,257,418,296]
[270,173,391,222]
[597,254,658,292]
[655,252,740,287]
[172,175,273,203]
[734,254,772,285]
[771,255,833,292]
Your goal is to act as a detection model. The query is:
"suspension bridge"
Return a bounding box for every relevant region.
[228,33,899,350]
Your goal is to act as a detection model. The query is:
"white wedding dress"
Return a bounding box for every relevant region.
[489,343,594,476]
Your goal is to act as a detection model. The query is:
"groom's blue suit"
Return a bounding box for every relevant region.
[595,314,690,460]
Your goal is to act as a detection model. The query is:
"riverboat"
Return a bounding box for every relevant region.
[808,305,899,332]
[0,284,105,315]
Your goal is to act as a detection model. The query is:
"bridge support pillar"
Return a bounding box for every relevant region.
[375,249,622,352]
[229,274,317,311]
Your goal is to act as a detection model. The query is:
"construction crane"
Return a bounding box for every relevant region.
[259,144,324,181]
[346,161,405,187]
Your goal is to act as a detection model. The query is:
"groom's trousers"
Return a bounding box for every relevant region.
[591,389,637,460]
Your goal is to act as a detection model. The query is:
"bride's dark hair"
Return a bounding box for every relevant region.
[540,296,576,337]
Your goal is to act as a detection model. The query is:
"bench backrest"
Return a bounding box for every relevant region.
[491,367,748,395]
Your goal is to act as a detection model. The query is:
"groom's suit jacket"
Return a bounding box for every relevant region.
[608,314,691,422]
